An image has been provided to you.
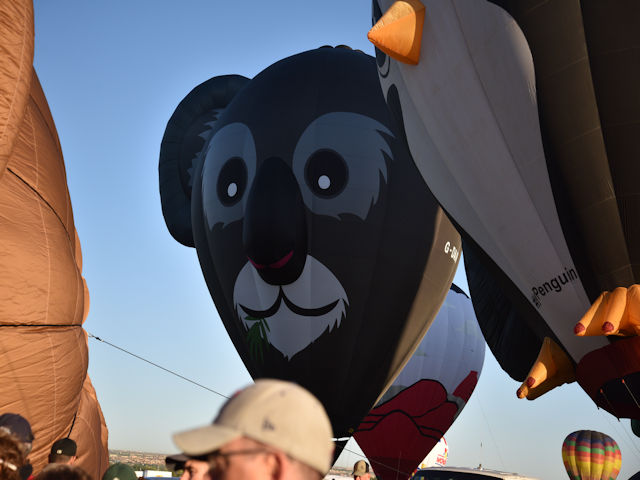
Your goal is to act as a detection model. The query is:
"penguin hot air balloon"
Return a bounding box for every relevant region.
[562,430,621,480]
[0,1,109,477]
[354,285,485,480]
[368,0,640,418]
[159,46,461,438]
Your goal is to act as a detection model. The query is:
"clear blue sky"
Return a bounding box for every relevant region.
[32,2,640,479]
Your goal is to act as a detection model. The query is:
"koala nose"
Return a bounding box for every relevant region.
[243,156,308,285]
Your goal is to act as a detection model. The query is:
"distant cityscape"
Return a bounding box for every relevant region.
[109,450,170,471]
[108,450,353,477]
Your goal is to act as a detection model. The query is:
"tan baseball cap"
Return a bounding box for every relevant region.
[352,459,369,476]
[173,379,334,473]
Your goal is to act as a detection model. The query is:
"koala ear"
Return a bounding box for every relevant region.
[159,74,250,247]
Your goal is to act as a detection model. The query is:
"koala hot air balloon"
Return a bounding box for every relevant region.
[159,46,461,438]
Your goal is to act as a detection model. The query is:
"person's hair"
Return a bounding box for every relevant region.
[0,430,25,480]
[36,463,92,480]
[48,453,74,464]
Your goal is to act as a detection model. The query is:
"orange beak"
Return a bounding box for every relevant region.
[367,0,425,65]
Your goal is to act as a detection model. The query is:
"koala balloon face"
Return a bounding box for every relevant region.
[159,47,460,437]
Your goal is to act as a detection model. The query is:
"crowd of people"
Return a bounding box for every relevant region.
[0,413,86,480]
[0,379,375,480]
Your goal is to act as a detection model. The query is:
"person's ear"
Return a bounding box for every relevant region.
[266,451,286,480]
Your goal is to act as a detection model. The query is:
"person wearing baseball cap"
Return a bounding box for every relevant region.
[102,462,137,480]
[352,460,371,480]
[48,438,77,465]
[0,414,34,454]
[166,453,209,480]
[0,413,34,480]
[172,379,334,480]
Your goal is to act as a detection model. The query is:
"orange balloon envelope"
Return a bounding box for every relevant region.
[562,430,621,480]
[0,1,108,478]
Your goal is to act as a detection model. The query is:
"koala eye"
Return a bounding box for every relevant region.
[217,156,247,206]
[292,112,393,221]
[305,149,348,198]
[201,122,256,229]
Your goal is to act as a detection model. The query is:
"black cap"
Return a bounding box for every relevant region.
[50,438,77,456]
[0,413,34,444]
[165,453,188,471]
[166,454,188,463]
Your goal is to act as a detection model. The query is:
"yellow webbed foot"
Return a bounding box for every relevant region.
[574,285,640,337]
[516,337,575,400]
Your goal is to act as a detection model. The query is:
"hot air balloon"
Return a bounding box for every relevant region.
[367,0,640,418]
[419,437,448,469]
[159,46,461,438]
[354,285,484,480]
[562,430,621,480]
[0,1,109,477]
